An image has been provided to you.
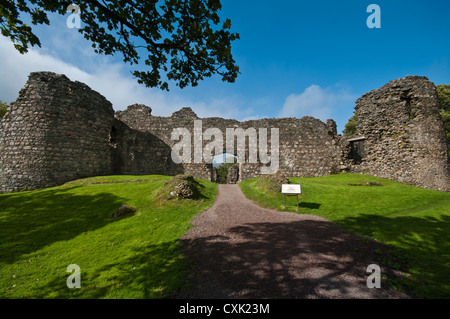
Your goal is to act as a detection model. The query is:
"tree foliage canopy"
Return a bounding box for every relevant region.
[0,0,240,90]
[0,101,8,119]
[436,84,450,154]
[437,84,450,111]
[343,112,358,136]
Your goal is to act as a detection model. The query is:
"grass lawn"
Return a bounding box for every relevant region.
[0,175,218,299]
[239,173,450,298]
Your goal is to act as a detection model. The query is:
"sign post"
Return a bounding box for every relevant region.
[281,184,301,212]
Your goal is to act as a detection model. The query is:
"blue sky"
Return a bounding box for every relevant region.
[1,0,449,134]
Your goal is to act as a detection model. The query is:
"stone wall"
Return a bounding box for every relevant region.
[0,72,115,192]
[115,105,345,182]
[1,72,449,193]
[349,76,450,192]
[109,118,184,176]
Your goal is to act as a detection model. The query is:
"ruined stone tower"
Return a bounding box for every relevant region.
[0,72,115,192]
[348,76,450,192]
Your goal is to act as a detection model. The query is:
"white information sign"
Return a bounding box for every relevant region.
[281,184,301,195]
[281,184,301,212]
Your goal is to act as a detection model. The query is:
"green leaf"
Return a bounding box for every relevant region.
[0,0,240,90]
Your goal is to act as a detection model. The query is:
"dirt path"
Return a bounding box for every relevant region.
[174,184,410,299]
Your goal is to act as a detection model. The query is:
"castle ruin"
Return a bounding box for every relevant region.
[0,72,449,193]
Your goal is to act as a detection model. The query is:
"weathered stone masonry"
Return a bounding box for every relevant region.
[0,72,449,193]
[349,76,450,192]
[0,72,114,192]
[114,104,345,182]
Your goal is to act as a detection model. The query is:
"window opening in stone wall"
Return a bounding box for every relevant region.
[109,125,122,174]
[348,137,366,165]
[109,126,118,148]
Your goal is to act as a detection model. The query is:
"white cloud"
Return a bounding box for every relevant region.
[0,33,356,130]
[0,36,259,121]
[279,84,356,122]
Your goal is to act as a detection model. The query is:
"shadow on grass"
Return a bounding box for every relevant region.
[34,240,189,299]
[0,186,128,264]
[299,202,321,209]
[187,176,207,200]
[336,214,450,298]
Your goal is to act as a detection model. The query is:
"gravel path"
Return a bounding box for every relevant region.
[174,184,410,299]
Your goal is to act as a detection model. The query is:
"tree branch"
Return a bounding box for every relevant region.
[84,0,182,50]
